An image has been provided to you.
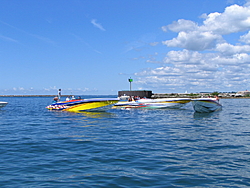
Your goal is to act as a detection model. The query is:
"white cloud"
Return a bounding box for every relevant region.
[162,19,198,32]
[91,19,106,31]
[163,50,202,65]
[216,43,250,55]
[200,5,250,34]
[163,31,223,51]
[134,3,250,92]
[240,31,250,44]
[137,49,250,91]
[162,4,250,51]
[162,22,224,51]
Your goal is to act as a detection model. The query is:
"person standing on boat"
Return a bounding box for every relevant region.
[58,89,61,100]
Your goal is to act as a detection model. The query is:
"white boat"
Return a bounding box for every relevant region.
[118,95,130,100]
[0,102,8,109]
[191,98,222,113]
[112,98,191,109]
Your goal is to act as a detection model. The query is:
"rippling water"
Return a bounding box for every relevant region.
[1,96,250,187]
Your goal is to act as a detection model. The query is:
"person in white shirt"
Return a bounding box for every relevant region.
[58,89,61,100]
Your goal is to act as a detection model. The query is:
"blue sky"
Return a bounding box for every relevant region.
[1,0,250,95]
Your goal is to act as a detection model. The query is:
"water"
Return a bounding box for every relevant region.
[0,96,250,187]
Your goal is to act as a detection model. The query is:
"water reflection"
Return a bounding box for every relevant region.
[76,111,114,119]
[193,111,221,119]
[47,110,114,119]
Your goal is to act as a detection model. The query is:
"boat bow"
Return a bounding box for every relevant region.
[0,102,8,109]
[191,98,222,113]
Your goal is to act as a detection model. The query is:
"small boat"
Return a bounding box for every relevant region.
[46,98,119,112]
[118,95,130,100]
[112,98,191,109]
[191,98,222,113]
[0,101,8,109]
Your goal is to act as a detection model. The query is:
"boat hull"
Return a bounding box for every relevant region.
[46,98,119,112]
[192,98,222,113]
[0,102,8,109]
[112,98,191,109]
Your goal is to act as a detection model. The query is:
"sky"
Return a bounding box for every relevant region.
[1,0,250,95]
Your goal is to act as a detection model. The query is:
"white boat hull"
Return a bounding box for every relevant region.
[192,98,222,113]
[0,102,8,109]
[113,98,191,109]
[118,95,130,100]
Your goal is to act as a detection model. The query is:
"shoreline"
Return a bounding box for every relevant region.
[0,95,64,97]
[0,94,250,99]
[0,94,117,97]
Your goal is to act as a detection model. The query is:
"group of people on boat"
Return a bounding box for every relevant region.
[127,96,147,102]
[205,95,219,101]
[52,89,82,103]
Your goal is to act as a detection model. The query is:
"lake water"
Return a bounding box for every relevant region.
[0,96,250,187]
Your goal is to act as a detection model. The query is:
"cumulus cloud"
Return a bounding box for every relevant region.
[163,31,223,51]
[201,4,250,34]
[216,43,250,55]
[135,3,250,92]
[162,4,250,51]
[162,19,198,33]
[240,31,250,44]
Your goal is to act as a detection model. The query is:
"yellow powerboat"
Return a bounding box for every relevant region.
[46,98,119,112]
